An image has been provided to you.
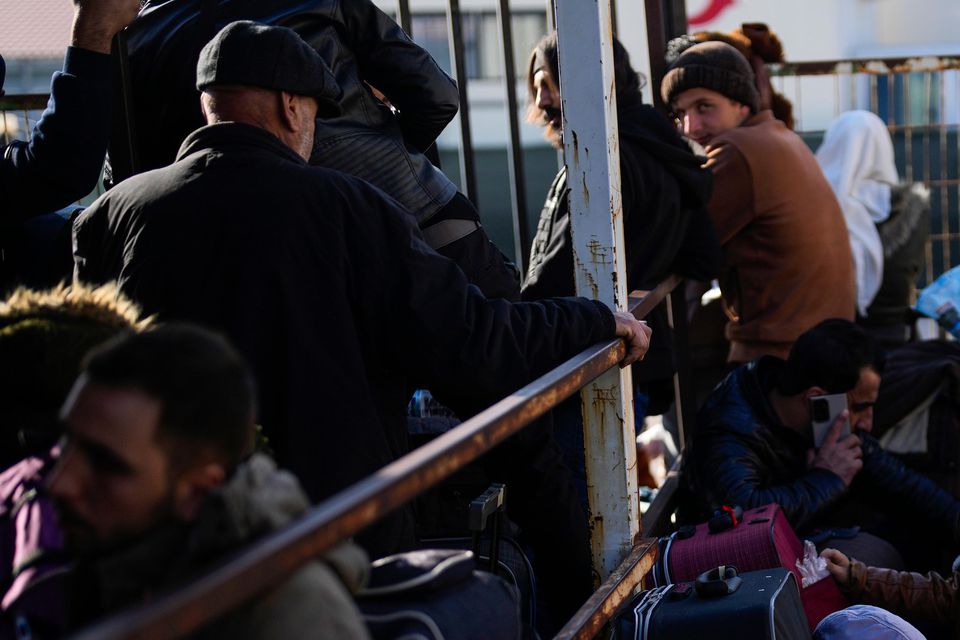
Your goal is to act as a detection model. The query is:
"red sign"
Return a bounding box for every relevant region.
[688,0,736,27]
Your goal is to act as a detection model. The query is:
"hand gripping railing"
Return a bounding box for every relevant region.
[69,275,682,640]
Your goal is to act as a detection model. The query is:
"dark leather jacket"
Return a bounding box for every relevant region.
[113,0,458,222]
[682,356,960,537]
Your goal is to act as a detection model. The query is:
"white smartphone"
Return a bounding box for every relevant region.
[810,394,850,448]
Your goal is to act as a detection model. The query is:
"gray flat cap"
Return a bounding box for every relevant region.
[196,20,341,118]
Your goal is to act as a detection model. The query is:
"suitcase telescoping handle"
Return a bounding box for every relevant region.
[469,483,505,572]
[707,504,744,534]
[695,565,743,597]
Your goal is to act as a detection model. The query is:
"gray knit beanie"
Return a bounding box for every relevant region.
[661,41,759,112]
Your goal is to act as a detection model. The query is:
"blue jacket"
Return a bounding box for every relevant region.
[1,48,111,221]
[683,356,960,537]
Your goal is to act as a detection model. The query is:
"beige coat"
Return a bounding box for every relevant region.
[93,455,372,640]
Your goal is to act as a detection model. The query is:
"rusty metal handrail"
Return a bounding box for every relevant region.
[554,539,659,640]
[69,275,682,640]
[769,53,960,77]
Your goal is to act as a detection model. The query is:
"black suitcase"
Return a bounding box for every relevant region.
[615,567,812,640]
[358,548,522,640]
[420,484,538,639]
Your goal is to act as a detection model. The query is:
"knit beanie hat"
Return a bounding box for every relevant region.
[661,41,759,112]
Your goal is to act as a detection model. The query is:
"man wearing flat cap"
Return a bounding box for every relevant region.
[662,41,855,363]
[112,0,520,301]
[73,21,652,560]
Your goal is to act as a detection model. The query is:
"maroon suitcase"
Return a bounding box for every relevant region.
[651,503,847,630]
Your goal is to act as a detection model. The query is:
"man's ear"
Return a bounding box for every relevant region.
[172,463,226,521]
[278,91,299,132]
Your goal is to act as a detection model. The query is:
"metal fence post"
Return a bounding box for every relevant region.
[395,0,411,36]
[554,0,640,579]
[643,0,688,111]
[446,0,478,203]
[495,0,531,270]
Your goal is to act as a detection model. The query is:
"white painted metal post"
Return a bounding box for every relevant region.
[554,0,640,579]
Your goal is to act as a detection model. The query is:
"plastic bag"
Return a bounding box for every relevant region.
[795,540,830,587]
[916,265,960,337]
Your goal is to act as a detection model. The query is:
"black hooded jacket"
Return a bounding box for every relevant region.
[523,99,720,299]
[522,97,721,386]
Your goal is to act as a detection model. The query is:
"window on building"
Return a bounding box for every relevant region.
[404,11,548,81]
[875,72,942,126]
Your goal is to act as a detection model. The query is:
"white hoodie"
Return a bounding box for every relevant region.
[817,110,900,317]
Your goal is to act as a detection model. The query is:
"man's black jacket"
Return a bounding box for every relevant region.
[73,123,617,556]
[682,356,960,536]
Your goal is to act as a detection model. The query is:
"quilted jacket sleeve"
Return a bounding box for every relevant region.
[857,436,960,541]
[692,426,848,531]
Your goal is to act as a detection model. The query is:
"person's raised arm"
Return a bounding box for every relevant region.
[71,0,142,55]
[1,0,140,219]
[339,0,458,152]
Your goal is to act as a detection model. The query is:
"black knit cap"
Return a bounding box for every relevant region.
[196,21,341,118]
[661,41,759,112]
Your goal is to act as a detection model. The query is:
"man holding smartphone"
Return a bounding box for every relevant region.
[809,362,882,488]
[681,319,959,570]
